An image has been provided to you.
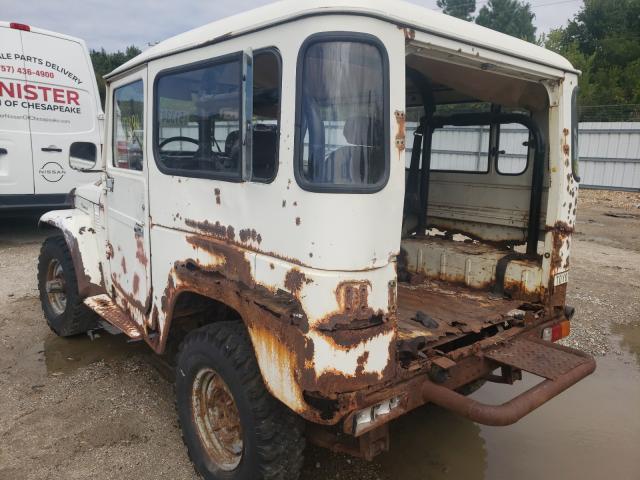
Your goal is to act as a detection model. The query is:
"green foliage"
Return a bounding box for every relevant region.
[437,0,476,21]
[545,0,640,118]
[475,0,536,43]
[90,46,141,107]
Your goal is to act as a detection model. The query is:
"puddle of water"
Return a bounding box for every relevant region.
[379,354,640,480]
[43,332,148,376]
[612,321,640,367]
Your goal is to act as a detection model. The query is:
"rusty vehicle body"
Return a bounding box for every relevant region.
[37,0,594,476]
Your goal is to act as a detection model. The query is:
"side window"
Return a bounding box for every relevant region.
[496,124,529,175]
[430,126,490,173]
[251,50,281,182]
[113,80,144,171]
[155,55,242,179]
[296,36,388,191]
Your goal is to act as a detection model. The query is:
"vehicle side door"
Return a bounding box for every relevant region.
[105,71,151,324]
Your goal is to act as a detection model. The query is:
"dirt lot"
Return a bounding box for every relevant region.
[1,189,639,480]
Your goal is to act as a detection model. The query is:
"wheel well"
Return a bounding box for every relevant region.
[164,291,245,356]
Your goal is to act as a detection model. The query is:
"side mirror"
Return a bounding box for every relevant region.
[69,142,98,171]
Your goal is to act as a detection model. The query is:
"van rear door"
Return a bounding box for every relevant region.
[19,30,99,193]
[0,25,34,195]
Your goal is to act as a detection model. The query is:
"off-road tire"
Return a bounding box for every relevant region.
[37,235,98,336]
[175,322,305,480]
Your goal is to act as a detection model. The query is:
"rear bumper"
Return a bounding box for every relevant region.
[0,193,72,212]
[338,318,595,436]
[420,339,595,426]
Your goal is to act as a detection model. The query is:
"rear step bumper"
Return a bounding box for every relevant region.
[421,338,596,426]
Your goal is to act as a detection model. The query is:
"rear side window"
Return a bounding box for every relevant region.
[295,35,389,192]
[113,80,144,171]
[251,50,281,183]
[155,55,242,180]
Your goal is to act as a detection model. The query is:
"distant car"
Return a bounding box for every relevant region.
[0,21,102,212]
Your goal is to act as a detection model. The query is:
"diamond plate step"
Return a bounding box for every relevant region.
[84,294,142,339]
[485,337,589,380]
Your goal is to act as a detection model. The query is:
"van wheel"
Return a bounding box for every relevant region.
[37,235,98,336]
[175,322,304,480]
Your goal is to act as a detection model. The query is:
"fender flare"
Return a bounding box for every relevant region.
[39,209,106,297]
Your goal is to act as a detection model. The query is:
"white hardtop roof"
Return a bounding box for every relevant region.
[0,21,87,46]
[108,0,576,78]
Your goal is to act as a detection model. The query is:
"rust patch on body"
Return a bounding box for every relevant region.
[133,273,140,295]
[284,268,312,297]
[121,256,127,274]
[106,242,114,260]
[135,236,148,267]
[394,110,406,154]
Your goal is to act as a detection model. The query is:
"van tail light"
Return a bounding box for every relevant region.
[10,22,31,32]
[542,320,570,342]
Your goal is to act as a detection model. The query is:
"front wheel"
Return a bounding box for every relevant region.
[175,322,304,480]
[37,235,98,336]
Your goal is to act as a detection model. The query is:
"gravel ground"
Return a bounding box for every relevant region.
[0,189,639,480]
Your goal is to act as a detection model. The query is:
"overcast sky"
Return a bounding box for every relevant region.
[1,0,584,51]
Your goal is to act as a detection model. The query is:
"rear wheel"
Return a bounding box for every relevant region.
[37,235,98,336]
[175,322,304,480]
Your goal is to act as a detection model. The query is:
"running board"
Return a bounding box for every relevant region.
[84,294,142,339]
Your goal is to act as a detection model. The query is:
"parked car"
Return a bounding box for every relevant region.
[0,21,102,212]
[36,1,594,479]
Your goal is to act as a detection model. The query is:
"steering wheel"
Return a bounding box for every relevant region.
[159,136,199,150]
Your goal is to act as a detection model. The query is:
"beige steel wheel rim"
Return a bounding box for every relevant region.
[191,367,243,471]
[46,258,67,316]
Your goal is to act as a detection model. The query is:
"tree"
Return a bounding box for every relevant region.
[475,0,536,43]
[545,0,640,118]
[437,0,476,21]
[90,46,142,107]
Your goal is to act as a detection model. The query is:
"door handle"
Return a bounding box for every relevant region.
[41,146,62,152]
[134,223,144,237]
[0,148,7,155]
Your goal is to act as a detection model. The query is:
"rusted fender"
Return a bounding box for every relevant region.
[421,345,595,426]
[39,209,105,297]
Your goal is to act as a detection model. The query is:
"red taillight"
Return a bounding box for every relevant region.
[10,22,30,32]
[542,320,571,342]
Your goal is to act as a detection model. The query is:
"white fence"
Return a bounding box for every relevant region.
[404,121,640,191]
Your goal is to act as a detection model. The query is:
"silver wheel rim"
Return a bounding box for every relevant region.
[191,367,243,471]
[46,258,67,316]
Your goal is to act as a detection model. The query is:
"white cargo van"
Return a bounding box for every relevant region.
[0,21,102,211]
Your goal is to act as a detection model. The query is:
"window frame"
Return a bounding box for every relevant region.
[495,124,531,176]
[112,78,145,172]
[293,32,391,194]
[249,47,282,184]
[152,51,245,182]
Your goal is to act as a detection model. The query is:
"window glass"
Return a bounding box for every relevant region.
[113,80,144,171]
[571,87,580,180]
[430,126,490,172]
[156,57,242,178]
[496,124,529,174]
[252,51,280,182]
[297,40,387,189]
